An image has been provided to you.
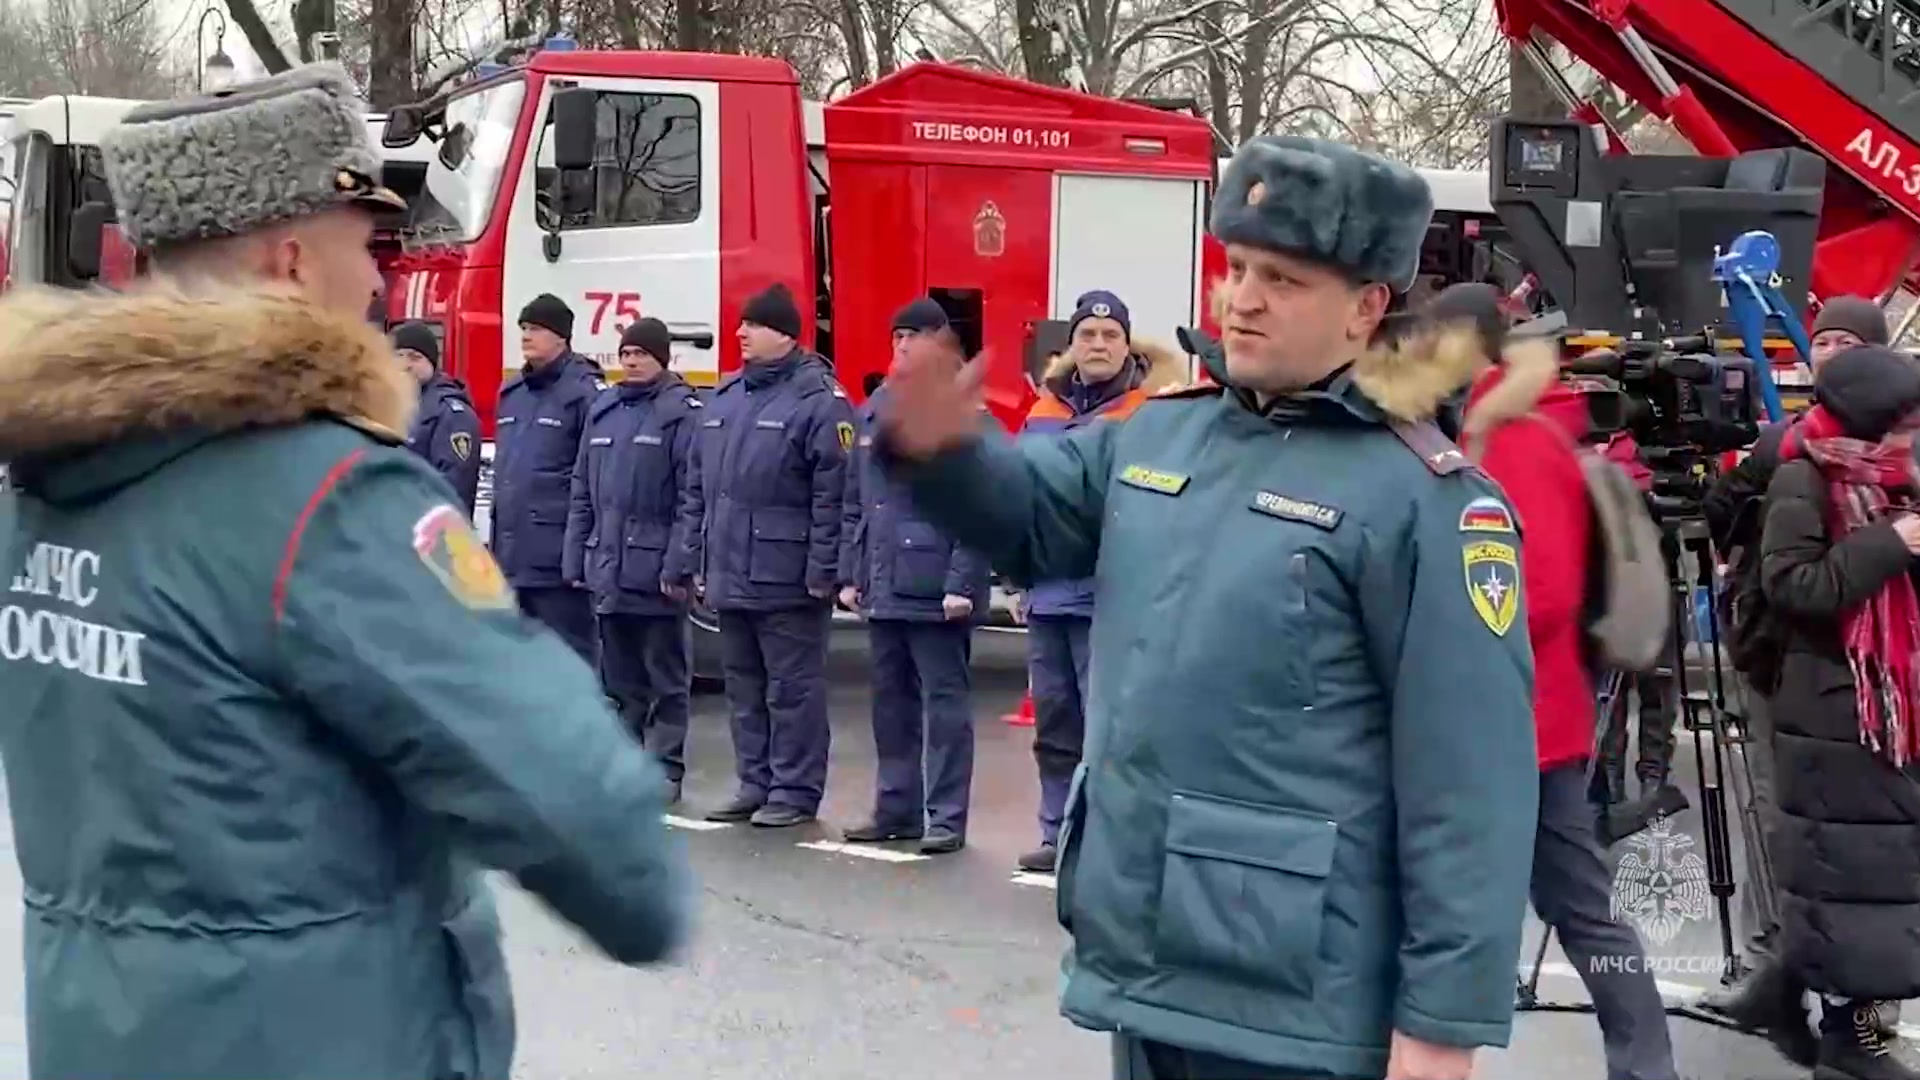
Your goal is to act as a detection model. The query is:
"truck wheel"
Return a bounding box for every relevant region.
[689,597,725,692]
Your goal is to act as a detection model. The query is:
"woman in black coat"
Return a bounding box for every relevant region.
[1760,343,1920,1080]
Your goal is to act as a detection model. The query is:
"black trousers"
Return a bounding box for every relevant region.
[518,586,595,663]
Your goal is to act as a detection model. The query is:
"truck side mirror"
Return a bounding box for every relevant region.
[68,201,115,281]
[551,88,597,171]
[382,105,425,148]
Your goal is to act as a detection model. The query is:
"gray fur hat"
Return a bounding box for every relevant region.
[1211,135,1434,293]
[100,62,404,249]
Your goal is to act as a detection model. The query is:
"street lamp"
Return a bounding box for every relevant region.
[198,7,236,94]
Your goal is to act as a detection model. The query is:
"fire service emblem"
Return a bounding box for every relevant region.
[973,201,1006,257]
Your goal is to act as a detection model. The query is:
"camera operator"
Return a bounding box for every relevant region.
[1752,344,1920,1080]
[1433,283,1682,1080]
[1699,296,1894,1058]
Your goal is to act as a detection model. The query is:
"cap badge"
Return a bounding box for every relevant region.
[1091,302,1111,317]
[1247,181,1267,205]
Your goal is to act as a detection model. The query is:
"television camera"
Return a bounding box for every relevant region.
[1488,118,1826,1020]
[1490,116,1821,507]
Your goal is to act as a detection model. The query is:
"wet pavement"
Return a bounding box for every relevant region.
[0,626,1895,1078]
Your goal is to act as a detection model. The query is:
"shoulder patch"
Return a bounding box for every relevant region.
[836,420,856,452]
[412,505,513,611]
[1463,537,1521,636]
[1458,495,1515,534]
[450,431,474,461]
[1389,419,1472,476]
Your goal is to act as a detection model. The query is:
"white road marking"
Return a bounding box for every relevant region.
[663,814,731,831]
[1530,963,1920,1039]
[797,840,929,863]
[1011,872,1057,890]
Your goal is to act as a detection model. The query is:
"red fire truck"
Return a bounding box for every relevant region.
[374,49,1224,435]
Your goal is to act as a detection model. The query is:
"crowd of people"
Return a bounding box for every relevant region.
[4,55,1920,1080]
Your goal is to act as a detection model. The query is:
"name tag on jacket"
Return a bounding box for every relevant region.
[635,434,664,446]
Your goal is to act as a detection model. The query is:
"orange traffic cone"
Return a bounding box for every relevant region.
[1004,687,1036,727]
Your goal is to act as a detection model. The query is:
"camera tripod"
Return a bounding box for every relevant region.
[1514,516,1768,1034]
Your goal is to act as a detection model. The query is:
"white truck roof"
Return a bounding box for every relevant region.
[6,95,143,146]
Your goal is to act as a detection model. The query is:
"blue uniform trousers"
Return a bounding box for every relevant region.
[598,613,691,783]
[1028,614,1091,845]
[718,605,832,812]
[520,586,596,663]
[868,619,975,836]
[1533,762,1679,1080]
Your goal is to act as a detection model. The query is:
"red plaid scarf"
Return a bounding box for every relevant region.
[1782,405,1920,766]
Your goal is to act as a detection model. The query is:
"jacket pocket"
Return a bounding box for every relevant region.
[1054,762,1090,932]
[1152,791,1336,997]
[584,535,616,594]
[748,508,811,585]
[892,521,953,599]
[441,890,514,1080]
[618,519,672,592]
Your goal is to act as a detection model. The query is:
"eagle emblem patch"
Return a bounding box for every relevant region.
[1463,538,1519,636]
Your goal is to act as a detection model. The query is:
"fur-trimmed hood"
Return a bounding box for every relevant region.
[0,285,416,469]
[1348,323,1486,423]
[1458,335,1564,441]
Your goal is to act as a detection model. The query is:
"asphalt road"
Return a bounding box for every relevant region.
[0,628,1898,1078]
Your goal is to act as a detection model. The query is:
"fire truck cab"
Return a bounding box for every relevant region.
[1,94,143,293]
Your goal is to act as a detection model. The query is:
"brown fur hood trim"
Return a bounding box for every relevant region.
[1352,323,1486,423]
[0,285,416,460]
[1039,336,1186,392]
[1458,335,1560,443]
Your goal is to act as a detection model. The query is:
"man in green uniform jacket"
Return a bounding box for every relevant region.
[0,64,687,1080]
[878,137,1540,1079]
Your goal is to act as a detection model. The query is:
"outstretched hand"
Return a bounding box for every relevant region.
[879,330,987,461]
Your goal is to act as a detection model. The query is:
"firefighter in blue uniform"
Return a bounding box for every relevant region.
[493,293,604,661]
[670,283,854,828]
[837,298,990,855]
[565,318,702,805]
[391,320,481,515]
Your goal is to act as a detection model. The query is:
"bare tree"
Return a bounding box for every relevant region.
[0,0,180,97]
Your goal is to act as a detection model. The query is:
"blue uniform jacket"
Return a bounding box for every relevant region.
[837,389,990,622]
[563,374,703,617]
[492,352,602,588]
[879,338,1537,1077]
[671,351,853,611]
[1019,360,1148,618]
[406,373,481,514]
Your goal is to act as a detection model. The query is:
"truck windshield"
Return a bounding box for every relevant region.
[406,76,525,243]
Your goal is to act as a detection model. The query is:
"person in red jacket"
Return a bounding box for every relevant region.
[1432,283,1680,1080]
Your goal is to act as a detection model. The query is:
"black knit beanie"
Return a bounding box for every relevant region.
[1811,295,1890,346]
[742,284,803,340]
[518,293,574,340]
[389,320,440,367]
[620,317,673,364]
[892,298,949,334]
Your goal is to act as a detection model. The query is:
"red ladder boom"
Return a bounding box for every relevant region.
[1500,0,1920,302]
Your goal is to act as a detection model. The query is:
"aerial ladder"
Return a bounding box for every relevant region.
[1500,0,1920,309]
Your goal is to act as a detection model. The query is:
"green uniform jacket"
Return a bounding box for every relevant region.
[889,334,1539,1076]
[0,287,689,1080]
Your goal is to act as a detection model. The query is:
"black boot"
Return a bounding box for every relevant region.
[1814,999,1920,1080]
[1699,961,1817,1066]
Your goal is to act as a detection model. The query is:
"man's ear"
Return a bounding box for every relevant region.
[263,232,303,289]
[1348,282,1392,343]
